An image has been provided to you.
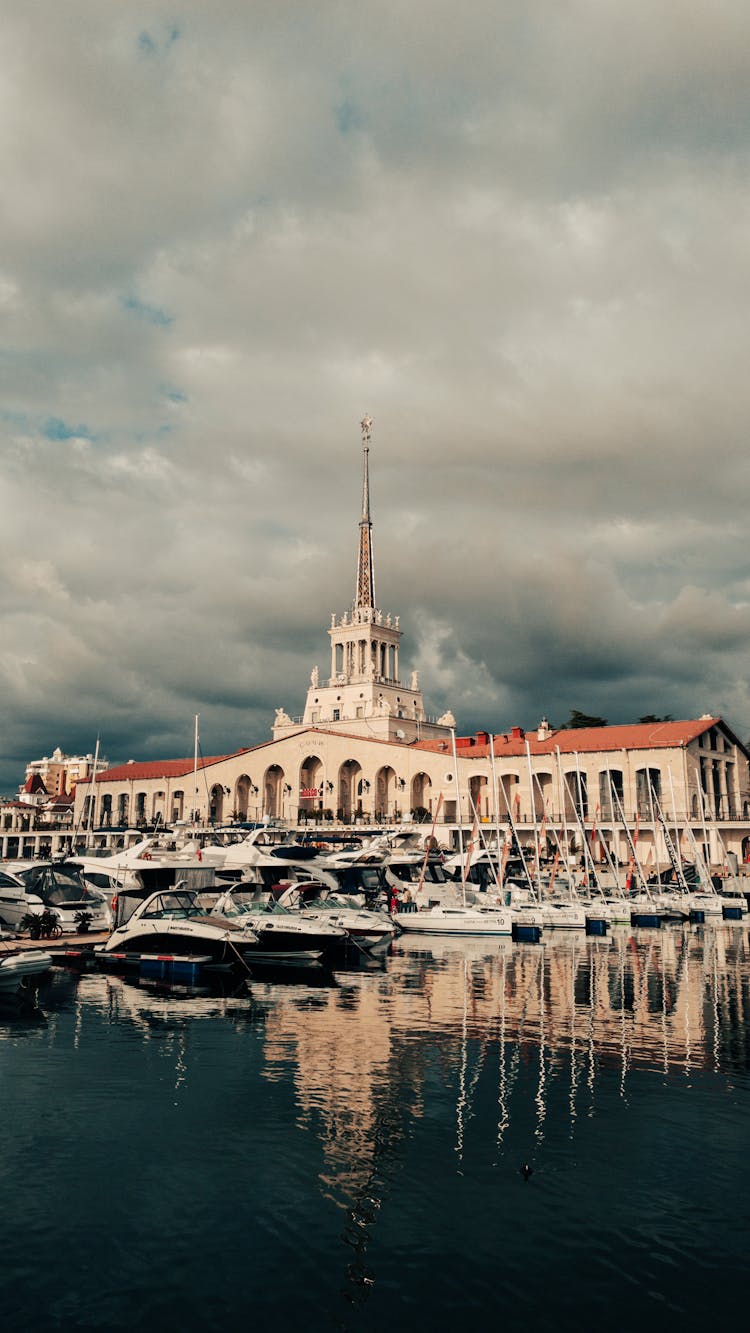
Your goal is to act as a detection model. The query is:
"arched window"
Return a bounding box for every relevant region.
[598,769,623,818]
[635,768,661,818]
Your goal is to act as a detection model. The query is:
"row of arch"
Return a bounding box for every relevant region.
[84,758,439,826]
[82,761,748,828]
[469,766,748,822]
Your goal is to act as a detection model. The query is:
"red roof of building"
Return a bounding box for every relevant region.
[24,774,48,795]
[95,749,253,783]
[415,717,725,758]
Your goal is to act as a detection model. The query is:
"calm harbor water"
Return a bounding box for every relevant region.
[1,925,749,1332]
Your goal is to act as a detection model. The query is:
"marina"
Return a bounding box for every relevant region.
[0,918,748,1330]
[1,422,748,1330]
[5,1,750,1327]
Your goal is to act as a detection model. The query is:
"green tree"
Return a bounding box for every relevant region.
[561,709,608,730]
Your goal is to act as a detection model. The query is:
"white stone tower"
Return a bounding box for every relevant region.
[273,418,453,743]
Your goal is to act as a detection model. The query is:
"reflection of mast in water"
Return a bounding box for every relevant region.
[711,932,720,1074]
[534,948,547,1146]
[73,985,84,1052]
[569,940,579,1134]
[496,954,509,1152]
[174,1030,187,1098]
[453,956,494,1166]
[455,957,469,1166]
[586,951,596,1111]
[660,937,669,1078]
[617,933,630,1101]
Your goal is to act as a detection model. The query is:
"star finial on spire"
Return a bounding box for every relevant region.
[360,415,372,442]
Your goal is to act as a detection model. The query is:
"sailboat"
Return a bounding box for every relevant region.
[393,783,514,935]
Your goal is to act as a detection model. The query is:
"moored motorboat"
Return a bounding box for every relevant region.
[272,883,397,954]
[207,887,352,964]
[0,861,110,934]
[0,949,54,995]
[96,887,259,970]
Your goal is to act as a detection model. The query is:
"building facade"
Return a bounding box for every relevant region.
[68,420,750,871]
[24,746,108,798]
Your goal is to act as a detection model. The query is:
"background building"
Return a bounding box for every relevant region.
[65,422,750,871]
[24,746,108,798]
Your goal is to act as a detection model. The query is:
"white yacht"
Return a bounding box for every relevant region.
[0,862,111,934]
[271,883,397,954]
[97,887,259,968]
[393,903,513,936]
[538,900,587,930]
[208,886,355,963]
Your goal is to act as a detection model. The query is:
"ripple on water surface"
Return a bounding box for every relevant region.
[0,926,748,1330]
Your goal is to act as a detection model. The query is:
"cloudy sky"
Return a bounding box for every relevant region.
[2,1,750,789]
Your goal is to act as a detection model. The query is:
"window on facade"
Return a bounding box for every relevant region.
[333,709,340,721]
[635,768,661,817]
[598,769,623,818]
[565,771,588,819]
[725,763,736,817]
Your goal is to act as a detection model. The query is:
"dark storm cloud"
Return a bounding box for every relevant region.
[1,1,750,787]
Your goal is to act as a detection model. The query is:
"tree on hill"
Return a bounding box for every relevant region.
[638,714,673,724]
[561,710,608,730]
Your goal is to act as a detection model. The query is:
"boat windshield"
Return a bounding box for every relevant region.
[220,892,289,917]
[141,891,202,918]
[21,864,94,905]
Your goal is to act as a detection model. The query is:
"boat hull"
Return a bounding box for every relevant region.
[394,906,513,935]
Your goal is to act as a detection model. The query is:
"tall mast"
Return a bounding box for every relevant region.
[85,735,100,850]
[193,714,199,827]
[354,415,376,611]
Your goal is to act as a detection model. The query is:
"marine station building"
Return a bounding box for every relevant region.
[73,420,750,870]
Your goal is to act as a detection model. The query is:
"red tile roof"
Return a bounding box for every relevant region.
[95,749,253,783]
[415,717,724,758]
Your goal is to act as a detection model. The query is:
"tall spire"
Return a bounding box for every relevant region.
[355,415,376,610]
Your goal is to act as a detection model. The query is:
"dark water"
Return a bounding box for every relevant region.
[1,925,749,1332]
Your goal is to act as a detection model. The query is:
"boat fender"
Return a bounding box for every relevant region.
[110,894,118,915]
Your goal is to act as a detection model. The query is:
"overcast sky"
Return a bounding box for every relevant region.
[2,1,750,790]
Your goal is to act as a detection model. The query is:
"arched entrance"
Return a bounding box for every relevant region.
[534,772,553,820]
[235,774,258,821]
[299,755,325,819]
[410,772,432,819]
[375,766,397,821]
[209,784,226,824]
[469,774,488,820]
[337,760,361,822]
[498,773,520,823]
[264,765,284,819]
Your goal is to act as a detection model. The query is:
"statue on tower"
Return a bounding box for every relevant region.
[310,665,319,687]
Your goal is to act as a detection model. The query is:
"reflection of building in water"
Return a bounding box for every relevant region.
[258,927,750,1200]
[390,929,750,1078]
[260,979,424,1205]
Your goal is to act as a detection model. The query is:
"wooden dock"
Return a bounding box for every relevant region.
[0,931,109,956]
